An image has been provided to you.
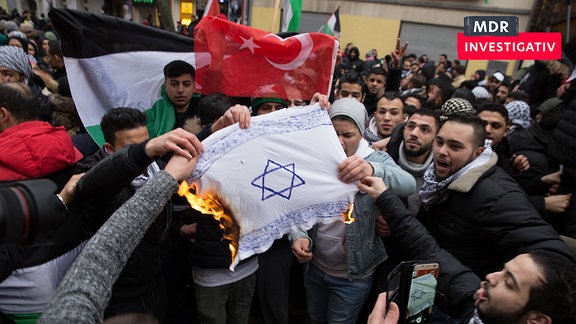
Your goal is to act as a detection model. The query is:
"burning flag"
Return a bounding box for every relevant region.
[186,105,357,270]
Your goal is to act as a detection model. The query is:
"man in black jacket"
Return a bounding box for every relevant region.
[360,176,576,324]
[417,112,575,279]
[76,108,172,320]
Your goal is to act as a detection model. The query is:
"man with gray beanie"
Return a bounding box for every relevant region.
[290,97,415,323]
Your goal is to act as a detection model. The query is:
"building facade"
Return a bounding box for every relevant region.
[7,0,575,77]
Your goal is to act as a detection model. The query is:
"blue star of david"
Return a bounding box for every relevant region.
[411,288,426,300]
[251,159,305,201]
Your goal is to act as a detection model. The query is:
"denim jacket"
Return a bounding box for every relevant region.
[290,150,416,280]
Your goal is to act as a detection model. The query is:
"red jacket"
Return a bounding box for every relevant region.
[0,121,82,180]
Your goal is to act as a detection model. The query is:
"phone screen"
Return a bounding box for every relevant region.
[405,264,439,324]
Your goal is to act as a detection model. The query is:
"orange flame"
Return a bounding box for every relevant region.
[178,181,240,264]
[342,203,355,224]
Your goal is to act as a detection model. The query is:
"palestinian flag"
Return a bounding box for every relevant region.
[281,0,302,33]
[49,8,195,146]
[319,6,341,38]
[50,9,337,145]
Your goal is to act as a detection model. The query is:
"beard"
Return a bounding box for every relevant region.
[477,306,526,324]
[403,143,432,158]
[477,282,526,324]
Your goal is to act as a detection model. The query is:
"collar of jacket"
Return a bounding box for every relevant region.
[447,152,498,193]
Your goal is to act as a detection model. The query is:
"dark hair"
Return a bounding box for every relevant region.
[454,65,466,75]
[100,107,147,145]
[376,90,403,107]
[453,88,475,104]
[163,60,196,79]
[337,71,367,95]
[409,73,427,89]
[8,36,28,53]
[348,47,360,57]
[367,66,387,77]
[497,81,513,91]
[444,111,486,148]
[406,53,417,60]
[411,108,441,131]
[436,72,452,83]
[403,93,425,107]
[427,78,456,104]
[523,250,576,323]
[440,53,448,59]
[507,90,530,104]
[28,39,38,56]
[475,69,486,81]
[459,80,477,91]
[404,105,418,116]
[0,83,40,122]
[476,102,509,122]
[47,40,62,57]
[197,93,232,125]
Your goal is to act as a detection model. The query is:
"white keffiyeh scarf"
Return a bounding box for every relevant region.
[420,142,493,208]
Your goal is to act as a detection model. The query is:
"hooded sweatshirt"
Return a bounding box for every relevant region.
[0,121,82,180]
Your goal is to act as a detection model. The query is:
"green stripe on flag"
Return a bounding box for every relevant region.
[86,124,105,147]
[287,0,302,32]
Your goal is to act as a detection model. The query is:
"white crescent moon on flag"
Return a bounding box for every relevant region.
[263,34,314,71]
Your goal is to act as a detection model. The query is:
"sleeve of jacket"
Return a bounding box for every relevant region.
[38,171,178,324]
[484,190,576,263]
[375,190,479,322]
[368,152,416,198]
[385,68,402,93]
[76,141,154,200]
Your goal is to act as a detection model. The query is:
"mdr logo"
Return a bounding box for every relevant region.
[457,16,562,60]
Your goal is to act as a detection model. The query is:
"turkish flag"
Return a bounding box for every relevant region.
[203,0,221,18]
[194,17,338,100]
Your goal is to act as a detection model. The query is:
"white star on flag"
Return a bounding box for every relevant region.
[239,36,261,54]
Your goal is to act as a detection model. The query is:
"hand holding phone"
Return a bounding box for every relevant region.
[386,261,439,324]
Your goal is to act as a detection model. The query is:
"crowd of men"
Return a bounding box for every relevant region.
[0,8,576,324]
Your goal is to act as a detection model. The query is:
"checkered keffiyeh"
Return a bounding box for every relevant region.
[440,98,475,121]
[505,100,532,134]
[0,45,33,83]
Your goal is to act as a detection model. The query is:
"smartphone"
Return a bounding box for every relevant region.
[386,261,440,324]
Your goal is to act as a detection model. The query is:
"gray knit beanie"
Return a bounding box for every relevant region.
[329,98,369,135]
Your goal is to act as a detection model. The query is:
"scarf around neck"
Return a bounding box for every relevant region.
[419,142,493,208]
[469,308,485,324]
[363,117,382,144]
[398,141,433,176]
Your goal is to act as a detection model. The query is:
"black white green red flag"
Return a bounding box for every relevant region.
[49,8,195,145]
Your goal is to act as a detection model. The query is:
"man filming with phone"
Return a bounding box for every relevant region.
[361,175,576,324]
[367,252,576,324]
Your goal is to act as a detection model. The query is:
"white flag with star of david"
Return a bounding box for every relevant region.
[187,104,357,270]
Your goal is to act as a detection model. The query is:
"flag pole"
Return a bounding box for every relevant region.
[271,0,281,32]
[241,0,246,25]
